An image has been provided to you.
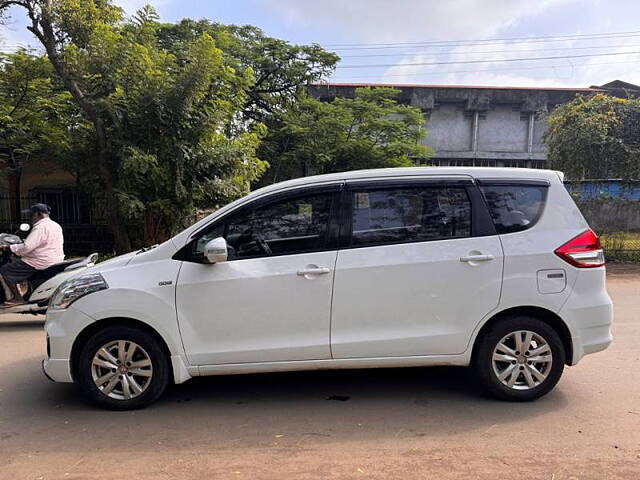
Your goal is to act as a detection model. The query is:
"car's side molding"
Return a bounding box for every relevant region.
[196,354,471,376]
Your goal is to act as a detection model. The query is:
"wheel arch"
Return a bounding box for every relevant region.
[70,317,175,383]
[471,306,574,366]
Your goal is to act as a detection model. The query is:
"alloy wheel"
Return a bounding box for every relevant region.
[491,330,553,390]
[91,340,153,400]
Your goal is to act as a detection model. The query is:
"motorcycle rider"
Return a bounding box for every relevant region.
[0,204,64,307]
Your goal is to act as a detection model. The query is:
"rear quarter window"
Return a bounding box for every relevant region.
[480,185,548,234]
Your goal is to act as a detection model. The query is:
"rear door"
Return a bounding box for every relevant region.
[330,177,504,358]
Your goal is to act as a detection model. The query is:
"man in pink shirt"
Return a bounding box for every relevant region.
[0,204,64,307]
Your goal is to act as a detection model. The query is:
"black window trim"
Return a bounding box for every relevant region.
[338,179,495,250]
[345,177,475,190]
[475,178,551,187]
[174,182,344,262]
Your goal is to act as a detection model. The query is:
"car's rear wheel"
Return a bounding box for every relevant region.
[473,315,566,401]
[77,326,170,410]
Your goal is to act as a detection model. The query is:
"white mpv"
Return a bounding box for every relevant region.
[43,167,613,409]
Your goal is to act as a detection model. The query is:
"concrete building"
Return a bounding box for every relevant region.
[309,81,638,168]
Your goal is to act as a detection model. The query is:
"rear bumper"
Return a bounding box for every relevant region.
[565,303,613,365]
[560,268,613,365]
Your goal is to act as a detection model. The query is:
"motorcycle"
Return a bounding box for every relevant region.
[0,223,98,315]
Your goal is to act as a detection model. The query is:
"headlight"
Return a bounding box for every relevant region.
[49,273,108,310]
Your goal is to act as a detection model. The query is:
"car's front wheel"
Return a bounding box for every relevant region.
[473,315,566,401]
[77,326,170,410]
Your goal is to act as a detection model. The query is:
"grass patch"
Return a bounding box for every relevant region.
[600,232,640,262]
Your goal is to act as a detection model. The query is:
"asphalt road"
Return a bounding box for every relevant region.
[0,266,639,480]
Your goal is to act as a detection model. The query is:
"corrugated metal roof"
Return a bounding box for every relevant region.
[313,82,601,92]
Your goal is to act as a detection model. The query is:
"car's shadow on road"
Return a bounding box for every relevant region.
[162,365,571,421]
[1,355,571,453]
[0,319,45,330]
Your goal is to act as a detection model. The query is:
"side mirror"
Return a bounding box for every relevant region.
[204,237,228,264]
[19,223,30,232]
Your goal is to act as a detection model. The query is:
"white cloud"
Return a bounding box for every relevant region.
[264,0,573,43]
[0,1,175,51]
[267,0,639,87]
[0,5,40,51]
[373,37,640,87]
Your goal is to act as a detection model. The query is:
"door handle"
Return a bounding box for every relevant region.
[460,254,495,263]
[297,267,331,276]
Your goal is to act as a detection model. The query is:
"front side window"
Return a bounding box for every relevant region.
[193,192,333,260]
[350,186,472,247]
[480,185,547,234]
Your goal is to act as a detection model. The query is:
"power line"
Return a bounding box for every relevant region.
[328,59,640,81]
[323,29,640,49]
[340,43,640,59]
[328,33,640,51]
[336,50,640,69]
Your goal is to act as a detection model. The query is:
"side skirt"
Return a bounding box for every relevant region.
[196,354,471,377]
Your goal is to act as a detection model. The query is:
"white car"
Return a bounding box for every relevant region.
[43,167,613,410]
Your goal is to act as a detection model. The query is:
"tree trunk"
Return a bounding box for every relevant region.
[144,209,170,246]
[104,185,132,254]
[6,168,21,226]
[97,155,131,254]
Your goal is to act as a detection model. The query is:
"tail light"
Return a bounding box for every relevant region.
[555,229,605,268]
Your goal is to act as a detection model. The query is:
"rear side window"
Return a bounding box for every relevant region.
[350,186,471,247]
[480,185,547,234]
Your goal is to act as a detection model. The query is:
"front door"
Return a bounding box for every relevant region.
[330,180,503,358]
[176,187,340,366]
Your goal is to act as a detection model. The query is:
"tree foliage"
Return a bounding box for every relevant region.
[0,1,338,249]
[0,50,77,219]
[260,87,432,183]
[545,93,640,180]
[154,19,340,124]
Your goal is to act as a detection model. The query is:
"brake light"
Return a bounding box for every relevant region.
[555,229,605,268]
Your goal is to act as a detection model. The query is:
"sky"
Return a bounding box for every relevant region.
[1,0,639,88]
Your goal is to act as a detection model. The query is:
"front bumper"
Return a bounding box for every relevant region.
[42,306,96,383]
[42,358,73,383]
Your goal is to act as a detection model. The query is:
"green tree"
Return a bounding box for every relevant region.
[0,50,76,222]
[261,87,433,183]
[0,2,271,249]
[0,2,339,250]
[545,93,640,180]
[105,11,269,245]
[154,19,340,124]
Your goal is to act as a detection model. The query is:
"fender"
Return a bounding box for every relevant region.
[72,286,185,357]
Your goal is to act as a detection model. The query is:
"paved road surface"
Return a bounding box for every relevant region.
[0,266,639,479]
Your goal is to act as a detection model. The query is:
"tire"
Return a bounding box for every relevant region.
[76,326,170,410]
[473,315,566,401]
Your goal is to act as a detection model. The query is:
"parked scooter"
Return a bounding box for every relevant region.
[0,223,97,314]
